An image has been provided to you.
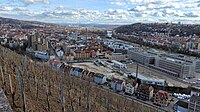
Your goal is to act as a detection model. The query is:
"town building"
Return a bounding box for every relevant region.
[161,53,200,73]
[110,78,125,92]
[135,85,154,101]
[124,82,138,95]
[174,100,188,112]
[111,60,127,69]
[188,95,200,112]
[154,57,195,78]
[128,50,156,66]
[191,86,200,96]
[73,50,91,60]
[105,52,126,61]
[93,73,107,85]
[154,90,169,107]
[70,67,83,77]
[80,70,89,80]
[27,33,48,51]
[48,59,63,69]
[131,72,166,86]
[106,30,113,38]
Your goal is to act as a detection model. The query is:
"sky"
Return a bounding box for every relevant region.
[0,0,200,24]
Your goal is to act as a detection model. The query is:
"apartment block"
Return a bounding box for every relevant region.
[135,85,154,101]
[154,90,169,107]
[188,95,200,112]
[105,52,126,61]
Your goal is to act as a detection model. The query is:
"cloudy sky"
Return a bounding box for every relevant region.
[0,0,200,24]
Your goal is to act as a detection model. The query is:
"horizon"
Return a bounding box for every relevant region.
[0,0,200,24]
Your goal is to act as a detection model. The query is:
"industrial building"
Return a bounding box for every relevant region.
[154,57,195,78]
[128,49,196,78]
[161,53,200,73]
[131,72,166,86]
[128,50,156,66]
[111,60,127,69]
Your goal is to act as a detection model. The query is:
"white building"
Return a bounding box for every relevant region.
[111,60,127,69]
[107,30,113,38]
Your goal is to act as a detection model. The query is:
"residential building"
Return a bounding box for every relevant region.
[93,73,107,85]
[135,85,154,101]
[154,90,169,107]
[106,30,112,38]
[191,86,200,96]
[63,52,74,61]
[27,33,48,51]
[105,52,126,61]
[48,59,63,69]
[81,70,90,80]
[74,50,90,60]
[188,95,200,112]
[124,82,138,95]
[110,78,125,92]
[174,100,188,112]
[70,67,83,77]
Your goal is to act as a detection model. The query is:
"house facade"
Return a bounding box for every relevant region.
[93,73,107,85]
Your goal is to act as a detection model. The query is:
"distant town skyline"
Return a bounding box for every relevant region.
[0,0,200,24]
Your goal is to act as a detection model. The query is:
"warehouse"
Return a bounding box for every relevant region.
[161,53,200,73]
[128,50,156,66]
[130,72,166,86]
[111,60,127,69]
[154,57,195,78]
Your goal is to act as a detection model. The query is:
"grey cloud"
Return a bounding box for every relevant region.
[184,12,199,17]
[20,0,48,5]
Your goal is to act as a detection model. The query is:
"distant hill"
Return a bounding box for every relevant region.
[0,17,60,29]
[0,17,118,29]
[58,23,119,28]
[115,23,200,36]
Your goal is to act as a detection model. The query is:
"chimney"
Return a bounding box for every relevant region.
[136,63,138,82]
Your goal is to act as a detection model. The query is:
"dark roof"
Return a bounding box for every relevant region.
[112,78,124,84]
[190,95,200,102]
[78,68,84,72]
[94,73,105,78]
[83,70,89,74]
[175,100,188,108]
[138,85,154,92]
[89,72,95,77]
